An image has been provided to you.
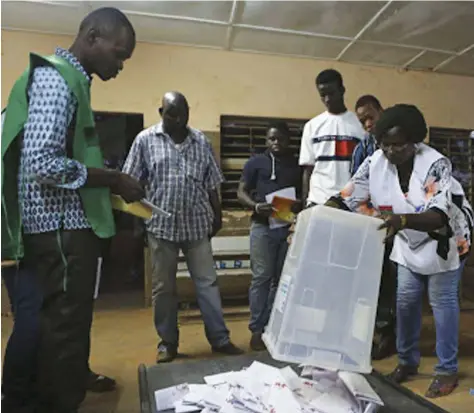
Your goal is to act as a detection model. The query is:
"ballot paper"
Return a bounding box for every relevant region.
[141,198,172,218]
[265,187,296,230]
[154,383,190,411]
[153,361,383,413]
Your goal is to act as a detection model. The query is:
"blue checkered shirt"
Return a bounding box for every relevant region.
[122,123,224,242]
[18,48,91,234]
[350,133,377,176]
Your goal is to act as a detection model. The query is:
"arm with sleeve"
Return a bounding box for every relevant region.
[22,67,87,190]
[122,134,148,182]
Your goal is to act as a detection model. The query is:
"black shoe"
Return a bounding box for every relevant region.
[156,344,178,363]
[387,365,418,384]
[87,371,117,393]
[250,333,266,352]
[372,332,396,360]
[212,342,244,356]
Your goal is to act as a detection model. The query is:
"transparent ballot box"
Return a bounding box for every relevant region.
[263,205,385,373]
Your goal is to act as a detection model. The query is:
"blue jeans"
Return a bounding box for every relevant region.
[249,222,289,334]
[148,235,230,348]
[396,264,461,375]
[2,265,41,410]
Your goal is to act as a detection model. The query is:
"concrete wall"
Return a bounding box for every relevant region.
[3,30,474,136]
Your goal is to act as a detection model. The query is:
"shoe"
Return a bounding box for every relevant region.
[87,371,117,393]
[156,344,178,363]
[387,365,418,384]
[371,332,396,360]
[212,342,244,356]
[250,333,267,352]
[425,374,458,398]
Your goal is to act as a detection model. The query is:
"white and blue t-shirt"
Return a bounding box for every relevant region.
[299,110,365,205]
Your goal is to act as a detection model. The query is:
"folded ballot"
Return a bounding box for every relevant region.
[154,361,384,413]
[111,195,171,219]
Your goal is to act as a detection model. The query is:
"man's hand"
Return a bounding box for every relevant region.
[210,216,222,238]
[290,200,303,214]
[287,220,297,244]
[378,214,406,243]
[112,173,145,203]
[255,202,274,217]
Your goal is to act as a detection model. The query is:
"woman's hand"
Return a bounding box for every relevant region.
[378,214,407,243]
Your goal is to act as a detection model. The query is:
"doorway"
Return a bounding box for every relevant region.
[94,111,145,302]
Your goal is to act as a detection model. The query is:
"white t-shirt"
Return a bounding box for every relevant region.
[299,111,365,204]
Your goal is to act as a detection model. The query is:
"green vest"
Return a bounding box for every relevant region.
[1,53,116,260]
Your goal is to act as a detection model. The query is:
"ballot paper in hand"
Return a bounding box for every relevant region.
[111,195,172,219]
[265,187,296,230]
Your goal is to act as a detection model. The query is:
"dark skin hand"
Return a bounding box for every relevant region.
[86,167,145,203]
[209,189,222,238]
[237,181,273,217]
[378,211,446,243]
[301,166,314,206]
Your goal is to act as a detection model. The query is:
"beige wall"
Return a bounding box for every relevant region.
[2,29,474,132]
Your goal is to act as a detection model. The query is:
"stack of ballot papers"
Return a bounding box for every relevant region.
[154,361,384,413]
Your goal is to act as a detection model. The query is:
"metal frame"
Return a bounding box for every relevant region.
[3,0,473,76]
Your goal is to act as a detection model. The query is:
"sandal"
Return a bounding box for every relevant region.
[425,374,458,398]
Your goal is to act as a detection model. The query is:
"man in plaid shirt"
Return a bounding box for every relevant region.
[123,92,243,362]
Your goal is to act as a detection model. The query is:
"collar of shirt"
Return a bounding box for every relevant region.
[152,122,198,143]
[55,47,92,84]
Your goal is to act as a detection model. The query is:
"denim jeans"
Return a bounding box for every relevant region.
[249,222,289,334]
[2,264,41,411]
[396,264,461,375]
[148,235,230,348]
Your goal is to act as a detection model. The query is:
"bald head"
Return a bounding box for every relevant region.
[160,91,190,136]
[71,7,135,81]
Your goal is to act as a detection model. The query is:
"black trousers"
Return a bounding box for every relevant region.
[24,229,100,413]
[375,242,397,334]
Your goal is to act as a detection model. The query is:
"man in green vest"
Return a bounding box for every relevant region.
[1,7,143,413]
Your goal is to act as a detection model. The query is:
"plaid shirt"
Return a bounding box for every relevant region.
[350,133,377,176]
[122,123,224,242]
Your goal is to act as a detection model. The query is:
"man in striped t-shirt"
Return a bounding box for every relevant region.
[299,69,365,206]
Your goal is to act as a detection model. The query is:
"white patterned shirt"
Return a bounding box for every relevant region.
[19,48,91,234]
[122,123,224,242]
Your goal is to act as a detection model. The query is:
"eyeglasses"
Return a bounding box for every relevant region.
[379,142,411,151]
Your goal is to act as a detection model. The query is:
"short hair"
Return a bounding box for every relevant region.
[374,104,427,144]
[268,121,290,137]
[355,95,382,111]
[79,7,135,43]
[316,69,343,87]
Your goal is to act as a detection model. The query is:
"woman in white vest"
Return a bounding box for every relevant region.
[326,104,463,398]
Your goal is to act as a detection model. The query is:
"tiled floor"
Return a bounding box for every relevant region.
[2,298,473,413]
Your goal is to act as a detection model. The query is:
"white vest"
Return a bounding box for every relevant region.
[369,144,459,275]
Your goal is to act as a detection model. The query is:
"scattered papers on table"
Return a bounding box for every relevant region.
[154,361,384,413]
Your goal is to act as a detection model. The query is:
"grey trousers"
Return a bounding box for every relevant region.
[148,234,230,349]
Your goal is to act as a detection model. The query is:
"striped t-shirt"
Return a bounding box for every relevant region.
[299,110,365,204]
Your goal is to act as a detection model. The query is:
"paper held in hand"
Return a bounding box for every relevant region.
[265,187,296,229]
[110,195,171,219]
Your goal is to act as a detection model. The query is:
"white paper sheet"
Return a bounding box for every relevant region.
[338,372,383,406]
[141,198,172,218]
[152,362,382,413]
[265,187,296,229]
[154,383,189,412]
